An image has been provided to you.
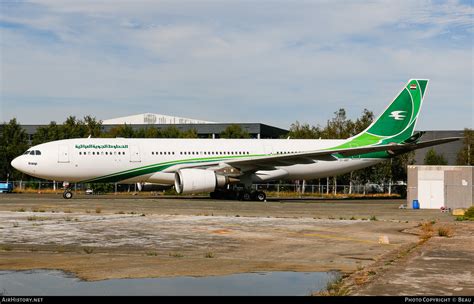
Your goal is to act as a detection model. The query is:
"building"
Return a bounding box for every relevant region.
[407,165,473,209]
[16,113,289,141]
[102,113,214,125]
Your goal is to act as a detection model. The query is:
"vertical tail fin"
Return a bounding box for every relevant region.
[342,79,429,148]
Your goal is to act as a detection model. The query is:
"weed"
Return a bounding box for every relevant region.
[15,208,26,212]
[419,221,434,241]
[169,252,184,258]
[350,216,356,220]
[1,245,12,251]
[39,209,45,213]
[64,217,72,222]
[146,251,158,256]
[83,247,94,254]
[464,206,474,219]
[319,271,350,296]
[27,216,50,221]
[116,211,125,214]
[235,215,240,217]
[63,210,72,213]
[85,210,91,214]
[95,208,102,214]
[339,217,346,220]
[141,213,146,217]
[369,216,378,221]
[12,222,19,228]
[204,252,215,258]
[367,270,376,276]
[437,226,453,237]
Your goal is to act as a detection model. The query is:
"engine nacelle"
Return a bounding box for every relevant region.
[174,169,231,194]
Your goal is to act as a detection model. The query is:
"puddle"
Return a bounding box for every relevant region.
[0,270,337,296]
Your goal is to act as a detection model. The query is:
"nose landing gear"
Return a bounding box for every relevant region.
[63,190,73,199]
[62,181,73,199]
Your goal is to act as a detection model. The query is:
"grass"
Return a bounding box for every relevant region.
[204,252,215,258]
[95,208,102,214]
[317,271,350,296]
[27,216,51,221]
[146,251,158,256]
[116,211,125,214]
[83,247,94,254]
[169,252,184,258]
[15,208,26,212]
[63,209,72,213]
[455,206,474,221]
[0,245,12,251]
[437,226,453,237]
[419,221,434,241]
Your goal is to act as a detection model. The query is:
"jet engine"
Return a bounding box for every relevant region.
[174,169,237,194]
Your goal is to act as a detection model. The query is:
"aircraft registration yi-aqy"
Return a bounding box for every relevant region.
[11,79,460,200]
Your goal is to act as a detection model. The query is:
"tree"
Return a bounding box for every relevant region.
[158,126,181,138]
[220,124,251,138]
[32,121,63,145]
[107,124,136,138]
[179,128,198,138]
[287,121,321,139]
[0,119,29,180]
[424,148,448,165]
[83,116,102,137]
[457,128,473,165]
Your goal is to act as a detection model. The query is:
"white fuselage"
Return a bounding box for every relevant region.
[11,138,384,184]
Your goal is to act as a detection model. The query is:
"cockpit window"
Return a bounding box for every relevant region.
[23,150,30,155]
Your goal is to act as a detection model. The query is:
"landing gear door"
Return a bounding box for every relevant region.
[58,145,70,163]
[130,145,141,162]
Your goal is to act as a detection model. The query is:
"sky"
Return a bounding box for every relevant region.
[0,0,472,130]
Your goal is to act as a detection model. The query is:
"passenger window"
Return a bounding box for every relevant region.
[92,152,95,155]
[29,151,35,155]
[79,152,82,155]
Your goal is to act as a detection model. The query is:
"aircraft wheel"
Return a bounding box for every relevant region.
[63,191,73,199]
[255,191,266,202]
[241,191,252,201]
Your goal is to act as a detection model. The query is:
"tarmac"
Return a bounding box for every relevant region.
[0,193,472,295]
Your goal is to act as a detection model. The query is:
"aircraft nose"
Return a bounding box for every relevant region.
[11,156,23,171]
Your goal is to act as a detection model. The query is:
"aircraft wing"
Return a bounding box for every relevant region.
[169,137,461,172]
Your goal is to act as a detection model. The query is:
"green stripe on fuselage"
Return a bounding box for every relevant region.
[81,154,266,183]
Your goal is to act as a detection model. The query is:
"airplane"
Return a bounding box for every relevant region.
[11,79,460,201]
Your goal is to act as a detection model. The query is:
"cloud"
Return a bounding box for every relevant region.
[0,0,472,129]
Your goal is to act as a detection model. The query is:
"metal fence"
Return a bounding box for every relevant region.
[253,183,406,196]
[1,180,406,196]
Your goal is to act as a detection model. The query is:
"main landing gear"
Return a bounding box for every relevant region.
[210,189,266,202]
